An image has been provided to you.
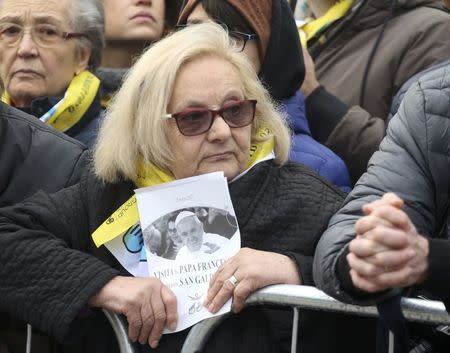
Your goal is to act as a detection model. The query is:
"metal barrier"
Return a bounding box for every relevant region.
[103,309,139,353]
[180,285,450,353]
[103,284,450,353]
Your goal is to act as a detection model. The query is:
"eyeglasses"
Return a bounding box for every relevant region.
[175,24,258,52]
[164,99,257,136]
[0,23,86,48]
[228,30,258,52]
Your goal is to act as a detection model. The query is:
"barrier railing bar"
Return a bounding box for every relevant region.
[103,309,138,353]
[104,285,450,353]
[180,285,450,353]
[291,307,299,353]
[246,285,450,324]
[181,311,232,353]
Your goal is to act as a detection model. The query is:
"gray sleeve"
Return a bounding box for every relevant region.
[313,82,437,304]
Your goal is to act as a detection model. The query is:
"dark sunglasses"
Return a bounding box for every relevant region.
[164,99,257,136]
[175,24,258,52]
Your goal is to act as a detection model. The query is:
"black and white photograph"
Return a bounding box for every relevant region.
[142,207,237,261]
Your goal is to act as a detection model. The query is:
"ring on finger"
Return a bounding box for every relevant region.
[227,274,239,287]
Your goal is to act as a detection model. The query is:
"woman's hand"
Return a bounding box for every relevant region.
[88,276,177,348]
[204,248,300,314]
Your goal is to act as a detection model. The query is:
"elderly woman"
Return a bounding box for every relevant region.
[0,0,104,147]
[0,24,344,352]
[178,0,351,191]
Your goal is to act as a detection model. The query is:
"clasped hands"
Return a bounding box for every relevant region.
[347,193,429,293]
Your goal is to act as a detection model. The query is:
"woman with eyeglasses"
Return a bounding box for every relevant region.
[178,0,352,192]
[0,24,344,353]
[0,0,104,147]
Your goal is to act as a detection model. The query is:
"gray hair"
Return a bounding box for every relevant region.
[69,0,105,71]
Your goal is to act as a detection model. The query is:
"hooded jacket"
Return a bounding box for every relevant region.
[179,0,351,190]
[305,0,450,183]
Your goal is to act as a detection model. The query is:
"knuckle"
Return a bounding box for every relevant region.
[141,308,155,322]
[365,264,377,276]
[404,267,414,282]
[372,227,385,239]
[154,310,166,323]
[165,295,177,307]
[234,289,248,302]
[127,316,143,328]
[371,255,383,267]
[223,280,235,291]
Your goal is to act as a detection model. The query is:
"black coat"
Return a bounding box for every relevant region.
[0,102,91,352]
[0,102,89,207]
[0,160,345,353]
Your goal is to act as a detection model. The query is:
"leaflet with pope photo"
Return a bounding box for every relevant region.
[135,172,241,333]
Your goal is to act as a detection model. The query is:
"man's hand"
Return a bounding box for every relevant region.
[89,276,177,348]
[347,193,429,292]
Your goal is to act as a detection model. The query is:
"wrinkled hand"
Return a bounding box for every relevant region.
[300,48,320,97]
[88,276,177,348]
[348,193,429,292]
[204,248,300,313]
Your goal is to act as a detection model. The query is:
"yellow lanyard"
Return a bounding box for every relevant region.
[91,129,275,247]
[2,71,100,132]
[299,0,353,48]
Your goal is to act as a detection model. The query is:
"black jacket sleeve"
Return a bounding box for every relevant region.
[305,85,349,143]
[0,173,120,341]
[422,239,450,309]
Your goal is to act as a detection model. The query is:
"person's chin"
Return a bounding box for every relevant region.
[8,86,42,106]
[125,26,163,42]
[199,157,242,179]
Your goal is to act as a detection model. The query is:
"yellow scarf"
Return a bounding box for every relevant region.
[92,129,275,247]
[299,0,353,48]
[1,70,100,132]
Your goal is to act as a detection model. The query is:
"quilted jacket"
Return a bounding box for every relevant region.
[313,63,450,308]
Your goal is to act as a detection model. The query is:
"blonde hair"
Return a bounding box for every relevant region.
[94,22,291,183]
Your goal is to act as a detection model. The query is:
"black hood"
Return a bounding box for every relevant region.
[260,0,305,101]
